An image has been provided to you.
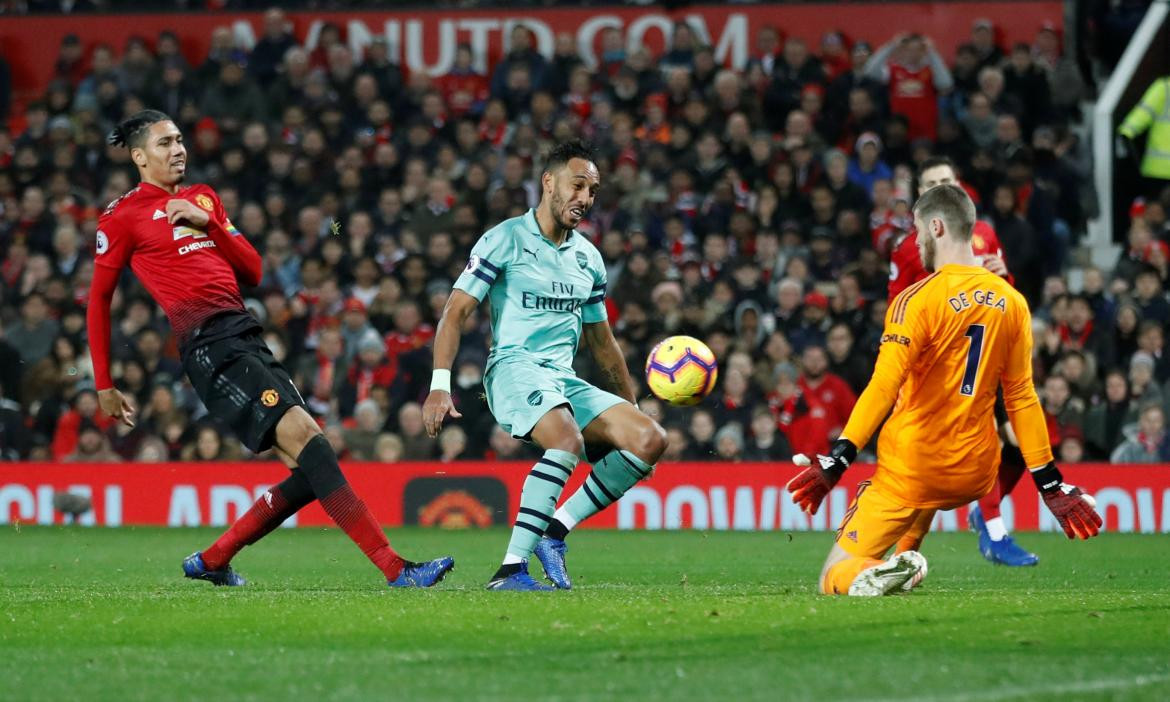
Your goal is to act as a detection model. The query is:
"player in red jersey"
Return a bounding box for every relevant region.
[886,156,1038,567]
[88,110,453,588]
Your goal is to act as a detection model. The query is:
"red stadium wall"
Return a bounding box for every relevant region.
[0,2,1062,99]
[3,462,1168,534]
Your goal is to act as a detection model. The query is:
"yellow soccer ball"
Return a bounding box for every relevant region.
[644,335,719,406]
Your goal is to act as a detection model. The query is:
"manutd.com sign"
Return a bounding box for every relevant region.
[5,3,1060,96]
[1,462,1168,534]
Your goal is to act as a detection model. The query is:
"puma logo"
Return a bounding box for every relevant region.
[522,248,538,260]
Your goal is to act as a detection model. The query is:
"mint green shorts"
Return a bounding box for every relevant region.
[484,357,627,440]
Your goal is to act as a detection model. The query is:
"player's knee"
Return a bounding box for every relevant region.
[547,431,585,457]
[276,408,323,456]
[634,421,668,464]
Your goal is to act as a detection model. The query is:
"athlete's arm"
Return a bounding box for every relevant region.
[87,264,135,427]
[166,196,262,286]
[1002,299,1101,539]
[1000,306,1053,469]
[839,298,923,449]
[422,289,478,437]
[789,293,924,514]
[583,320,637,405]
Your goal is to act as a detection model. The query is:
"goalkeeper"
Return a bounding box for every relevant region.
[786,184,1102,596]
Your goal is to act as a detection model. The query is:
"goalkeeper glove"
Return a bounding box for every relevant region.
[1031,462,1103,540]
[787,439,857,515]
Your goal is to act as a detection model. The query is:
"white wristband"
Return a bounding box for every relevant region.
[430,368,452,393]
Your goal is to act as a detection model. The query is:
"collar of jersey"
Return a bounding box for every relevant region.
[525,208,575,250]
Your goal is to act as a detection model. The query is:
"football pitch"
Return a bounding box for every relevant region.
[2,527,1168,701]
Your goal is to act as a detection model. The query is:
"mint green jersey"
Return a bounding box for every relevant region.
[454,209,607,372]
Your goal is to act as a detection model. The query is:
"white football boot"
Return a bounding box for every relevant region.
[847,551,928,596]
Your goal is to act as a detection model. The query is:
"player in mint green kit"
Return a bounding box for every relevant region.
[424,140,668,590]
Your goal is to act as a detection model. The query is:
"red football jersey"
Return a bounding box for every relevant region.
[887,220,1006,302]
[798,373,857,433]
[889,63,938,141]
[96,183,247,344]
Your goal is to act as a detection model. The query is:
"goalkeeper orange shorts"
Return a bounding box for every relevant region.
[835,481,938,559]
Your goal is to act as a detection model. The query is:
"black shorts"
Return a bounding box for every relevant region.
[183,328,305,454]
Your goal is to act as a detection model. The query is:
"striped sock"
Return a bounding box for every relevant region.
[551,450,652,535]
[503,448,578,562]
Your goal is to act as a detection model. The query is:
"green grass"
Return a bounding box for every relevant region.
[1,527,1168,702]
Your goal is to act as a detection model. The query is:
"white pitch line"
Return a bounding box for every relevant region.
[864,671,1170,702]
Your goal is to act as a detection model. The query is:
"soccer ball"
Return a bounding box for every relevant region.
[645,335,719,406]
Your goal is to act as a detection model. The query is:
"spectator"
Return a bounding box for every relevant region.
[438,424,471,462]
[1042,374,1084,449]
[340,330,398,419]
[1129,352,1164,410]
[743,406,793,461]
[864,33,953,141]
[714,423,746,461]
[1136,321,1170,384]
[181,424,238,462]
[684,408,717,459]
[1058,426,1086,464]
[1133,267,1170,326]
[969,19,1004,70]
[249,8,297,86]
[764,37,826,133]
[1002,42,1052,133]
[374,432,404,463]
[63,422,120,463]
[200,51,267,134]
[825,322,871,394]
[1084,369,1136,460]
[396,401,435,460]
[1111,404,1170,463]
[6,293,60,366]
[491,25,546,100]
[798,344,857,435]
[343,398,384,461]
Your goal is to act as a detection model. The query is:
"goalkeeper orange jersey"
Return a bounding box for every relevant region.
[842,263,1053,509]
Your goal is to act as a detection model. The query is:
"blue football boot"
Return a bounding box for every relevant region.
[970,506,1039,566]
[182,552,246,587]
[486,561,555,591]
[534,536,572,590]
[985,536,1039,567]
[388,556,455,588]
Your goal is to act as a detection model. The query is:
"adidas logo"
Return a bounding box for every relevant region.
[152,209,166,220]
[847,530,858,543]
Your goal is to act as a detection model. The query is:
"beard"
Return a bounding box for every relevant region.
[919,233,936,272]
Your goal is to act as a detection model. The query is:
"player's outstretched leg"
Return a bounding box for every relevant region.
[277,408,454,588]
[184,469,314,586]
[971,449,1036,566]
[538,404,666,590]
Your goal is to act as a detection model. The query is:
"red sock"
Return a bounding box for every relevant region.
[203,487,291,571]
[979,455,1029,521]
[319,484,405,581]
[978,485,1002,520]
[998,458,1027,496]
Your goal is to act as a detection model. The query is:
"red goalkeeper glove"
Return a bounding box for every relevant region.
[787,439,857,515]
[1031,462,1103,540]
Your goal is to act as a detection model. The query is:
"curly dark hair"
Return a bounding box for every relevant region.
[543,139,596,175]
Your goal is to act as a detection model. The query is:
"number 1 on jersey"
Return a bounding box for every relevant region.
[960,324,985,396]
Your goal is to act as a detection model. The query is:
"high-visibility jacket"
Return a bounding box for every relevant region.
[1119,76,1170,180]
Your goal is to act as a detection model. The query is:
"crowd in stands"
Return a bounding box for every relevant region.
[1,6,1169,465]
